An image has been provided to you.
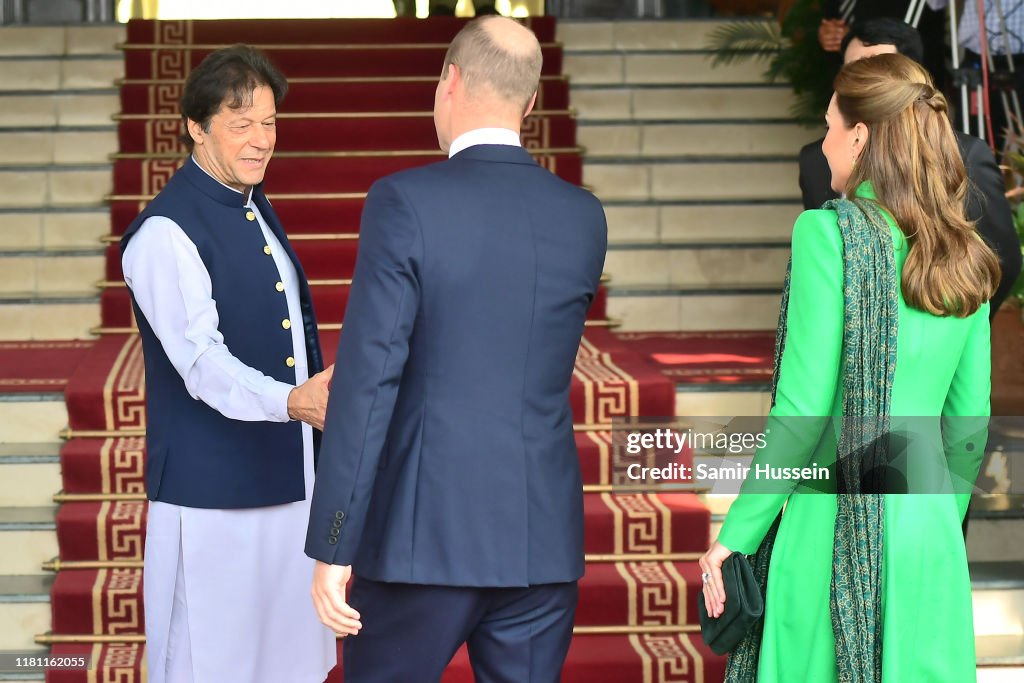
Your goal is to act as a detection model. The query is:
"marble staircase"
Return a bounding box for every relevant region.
[0,25,122,341]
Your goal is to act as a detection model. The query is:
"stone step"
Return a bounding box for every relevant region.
[0,93,119,128]
[0,210,109,253]
[570,84,796,122]
[605,201,799,245]
[0,254,104,299]
[607,286,781,332]
[558,20,759,53]
[0,130,117,166]
[978,665,1024,682]
[977,635,1024,675]
[605,244,788,287]
[0,58,123,93]
[675,386,771,420]
[0,26,123,57]
[0,396,67,444]
[0,508,57,576]
[586,160,798,203]
[973,562,1024,638]
[0,445,61,508]
[969,513,1024,563]
[0,168,111,209]
[0,301,97,341]
[564,51,766,86]
[0,575,52,651]
[579,121,817,159]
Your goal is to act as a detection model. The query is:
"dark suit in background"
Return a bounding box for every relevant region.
[798,132,1022,314]
[305,143,607,681]
[822,0,948,88]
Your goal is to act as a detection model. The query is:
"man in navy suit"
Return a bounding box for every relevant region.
[304,16,608,682]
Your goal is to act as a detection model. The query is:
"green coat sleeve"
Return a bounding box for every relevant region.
[941,305,991,521]
[717,210,845,554]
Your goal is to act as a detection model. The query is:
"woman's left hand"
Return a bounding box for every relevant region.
[699,540,734,619]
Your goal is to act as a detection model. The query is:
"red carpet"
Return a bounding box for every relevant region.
[62,328,665,433]
[122,45,563,79]
[124,17,557,43]
[29,17,773,683]
[0,341,92,393]
[120,78,571,115]
[110,154,584,195]
[47,636,727,683]
[616,331,775,385]
[48,560,707,639]
[58,429,696,496]
[117,113,579,154]
[50,494,707,566]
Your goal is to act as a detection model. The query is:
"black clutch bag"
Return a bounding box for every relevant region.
[697,552,765,655]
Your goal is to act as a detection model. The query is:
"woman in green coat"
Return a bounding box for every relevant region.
[699,53,1002,682]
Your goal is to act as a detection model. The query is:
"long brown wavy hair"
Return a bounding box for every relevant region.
[835,53,1001,317]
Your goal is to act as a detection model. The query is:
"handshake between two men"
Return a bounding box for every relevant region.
[288,364,334,431]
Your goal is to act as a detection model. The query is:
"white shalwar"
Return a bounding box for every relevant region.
[123,172,336,683]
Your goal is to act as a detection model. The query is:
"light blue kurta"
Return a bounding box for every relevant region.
[130,197,336,683]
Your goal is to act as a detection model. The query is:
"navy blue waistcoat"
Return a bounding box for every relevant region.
[121,159,323,509]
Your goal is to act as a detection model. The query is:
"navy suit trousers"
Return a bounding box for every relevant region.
[343,578,578,683]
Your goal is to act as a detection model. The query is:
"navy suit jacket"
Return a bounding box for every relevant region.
[305,144,608,587]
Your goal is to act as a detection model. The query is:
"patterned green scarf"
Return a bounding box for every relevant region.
[724,197,898,683]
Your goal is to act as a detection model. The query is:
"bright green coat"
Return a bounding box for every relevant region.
[718,187,990,682]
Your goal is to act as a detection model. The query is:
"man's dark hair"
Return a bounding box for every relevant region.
[179,44,288,150]
[840,18,925,66]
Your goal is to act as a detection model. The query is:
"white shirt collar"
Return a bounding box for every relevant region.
[447,128,522,158]
[191,155,254,205]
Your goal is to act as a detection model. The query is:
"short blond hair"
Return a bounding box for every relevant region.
[442,17,542,112]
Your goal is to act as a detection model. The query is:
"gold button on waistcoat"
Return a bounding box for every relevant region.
[245,210,256,221]
[275,281,285,292]
[282,319,291,330]
[286,357,295,368]
[263,245,272,255]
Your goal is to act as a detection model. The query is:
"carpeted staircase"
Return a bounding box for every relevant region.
[4,16,1018,683]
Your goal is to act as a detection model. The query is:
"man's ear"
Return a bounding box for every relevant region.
[522,91,538,119]
[187,118,206,146]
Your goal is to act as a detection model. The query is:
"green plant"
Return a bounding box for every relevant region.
[705,0,835,125]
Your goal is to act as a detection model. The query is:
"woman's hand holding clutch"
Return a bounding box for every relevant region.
[700,540,734,618]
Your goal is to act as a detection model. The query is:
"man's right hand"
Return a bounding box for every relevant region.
[288,364,334,430]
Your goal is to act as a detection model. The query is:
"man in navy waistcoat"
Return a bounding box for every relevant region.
[306,17,608,682]
[120,46,336,683]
